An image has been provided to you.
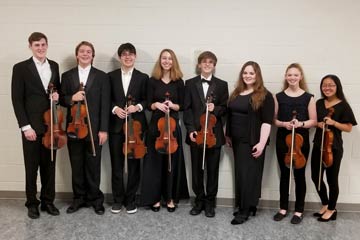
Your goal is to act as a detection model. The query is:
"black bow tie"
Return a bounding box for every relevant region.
[201,78,210,84]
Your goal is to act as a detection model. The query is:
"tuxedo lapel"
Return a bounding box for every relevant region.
[195,78,206,107]
[71,67,81,90]
[84,67,96,93]
[206,78,217,100]
[126,70,137,98]
[27,59,47,95]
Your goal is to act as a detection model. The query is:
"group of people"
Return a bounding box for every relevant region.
[11,32,357,227]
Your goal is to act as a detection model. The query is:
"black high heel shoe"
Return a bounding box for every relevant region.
[313,212,325,217]
[318,210,337,222]
[150,204,161,212]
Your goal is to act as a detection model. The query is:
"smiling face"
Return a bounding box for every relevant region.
[285,67,302,87]
[242,65,256,88]
[76,44,93,67]
[160,51,173,71]
[120,50,136,69]
[198,58,215,77]
[321,77,337,98]
[29,38,48,62]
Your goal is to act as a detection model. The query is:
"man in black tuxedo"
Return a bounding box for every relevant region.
[184,51,228,218]
[11,32,60,219]
[108,43,148,214]
[60,41,110,215]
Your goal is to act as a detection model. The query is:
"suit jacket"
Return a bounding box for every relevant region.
[60,66,110,141]
[184,75,229,147]
[108,68,149,134]
[11,57,60,135]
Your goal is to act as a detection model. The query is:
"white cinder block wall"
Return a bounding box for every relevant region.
[1,0,359,204]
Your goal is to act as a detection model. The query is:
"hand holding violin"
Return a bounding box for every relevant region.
[283,118,302,130]
[126,104,140,114]
[50,92,59,102]
[114,107,127,119]
[153,101,169,113]
[72,90,85,102]
[207,102,215,112]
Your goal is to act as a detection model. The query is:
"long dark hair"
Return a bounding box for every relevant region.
[320,74,348,102]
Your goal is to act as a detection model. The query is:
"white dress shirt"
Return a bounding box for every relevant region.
[78,65,91,86]
[201,74,212,98]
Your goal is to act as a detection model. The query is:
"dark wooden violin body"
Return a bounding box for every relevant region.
[155,92,178,155]
[67,83,88,139]
[42,84,67,150]
[284,110,306,169]
[195,94,217,148]
[322,108,334,168]
[123,96,146,159]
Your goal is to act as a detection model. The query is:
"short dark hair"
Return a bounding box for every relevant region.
[28,32,48,45]
[197,51,217,66]
[117,43,136,57]
[75,41,95,58]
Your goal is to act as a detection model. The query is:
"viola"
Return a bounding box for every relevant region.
[322,108,334,168]
[123,95,146,160]
[195,93,217,148]
[67,83,88,139]
[42,83,67,157]
[284,111,306,169]
[155,92,178,155]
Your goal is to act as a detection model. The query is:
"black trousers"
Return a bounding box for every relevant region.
[109,133,140,207]
[311,146,343,210]
[22,134,56,207]
[67,138,104,207]
[276,136,309,213]
[190,145,221,207]
[233,140,265,212]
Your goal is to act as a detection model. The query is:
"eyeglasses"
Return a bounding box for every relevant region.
[321,84,336,88]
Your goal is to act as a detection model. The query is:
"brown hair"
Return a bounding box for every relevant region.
[282,63,308,91]
[28,32,48,45]
[152,49,183,81]
[197,51,217,66]
[229,61,267,110]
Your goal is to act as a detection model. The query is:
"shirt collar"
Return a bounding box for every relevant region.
[78,65,91,72]
[121,67,134,76]
[32,56,48,66]
[200,74,212,81]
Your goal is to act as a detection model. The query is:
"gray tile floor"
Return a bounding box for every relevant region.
[0,199,359,240]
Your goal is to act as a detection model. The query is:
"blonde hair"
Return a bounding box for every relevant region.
[152,49,183,81]
[229,61,267,111]
[282,63,308,91]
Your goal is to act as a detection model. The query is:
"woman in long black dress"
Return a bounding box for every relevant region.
[141,49,189,212]
[311,74,357,222]
[273,63,317,224]
[226,61,274,224]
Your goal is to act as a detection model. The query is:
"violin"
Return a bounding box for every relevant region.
[284,111,306,170]
[42,83,67,160]
[155,92,178,171]
[67,82,96,156]
[155,92,178,154]
[317,108,335,190]
[123,96,146,173]
[322,108,334,168]
[195,93,217,148]
[67,83,88,139]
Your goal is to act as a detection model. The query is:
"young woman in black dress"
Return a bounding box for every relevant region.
[311,74,357,222]
[141,49,189,212]
[226,61,274,224]
[273,63,317,224]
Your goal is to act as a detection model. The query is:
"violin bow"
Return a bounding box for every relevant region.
[202,98,210,170]
[288,110,297,195]
[82,83,96,157]
[49,85,54,161]
[165,92,172,172]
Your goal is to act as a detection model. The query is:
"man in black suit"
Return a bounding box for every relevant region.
[60,41,110,215]
[108,43,148,214]
[184,51,228,218]
[11,32,60,219]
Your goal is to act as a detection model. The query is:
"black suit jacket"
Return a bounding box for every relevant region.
[11,57,60,134]
[60,66,110,140]
[184,75,229,147]
[108,68,149,134]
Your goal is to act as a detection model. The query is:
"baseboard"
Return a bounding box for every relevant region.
[1,191,359,212]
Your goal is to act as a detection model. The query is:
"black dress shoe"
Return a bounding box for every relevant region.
[290,214,303,224]
[150,205,160,212]
[249,206,257,216]
[41,203,60,216]
[205,206,215,218]
[190,205,203,216]
[66,200,85,214]
[28,206,40,219]
[313,212,324,217]
[318,210,337,222]
[167,205,176,213]
[273,212,287,221]
[231,215,249,225]
[94,205,105,215]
